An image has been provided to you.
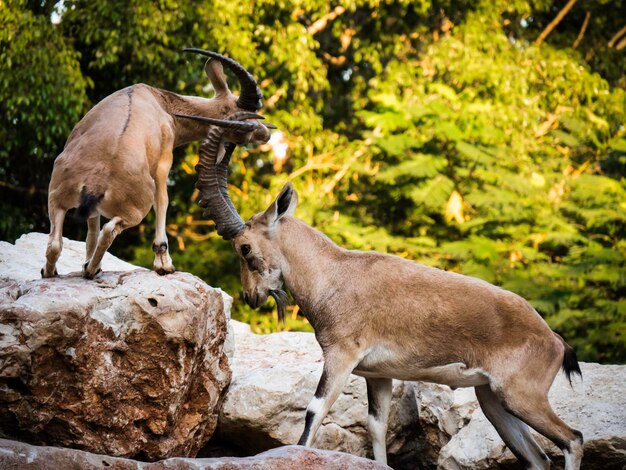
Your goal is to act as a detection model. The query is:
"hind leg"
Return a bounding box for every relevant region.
[476,385,550,469]
[42,206,67,278]
[85,215,100,262]
[498,385,583,470]
[152,151,175,275]
[83,216,126,279]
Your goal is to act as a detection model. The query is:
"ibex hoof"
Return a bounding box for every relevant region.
[155,266,176,276]
[82,262,101,280]
[41,267,58,278]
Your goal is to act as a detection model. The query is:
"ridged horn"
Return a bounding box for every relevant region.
[175,113,264,133]
[195,125,245,240]
[183,48,263,111]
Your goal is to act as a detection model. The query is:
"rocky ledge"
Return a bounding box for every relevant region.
[206,321,626,469]
[0,234,231,460]
[1,233,625,469]
[0,439,390,470]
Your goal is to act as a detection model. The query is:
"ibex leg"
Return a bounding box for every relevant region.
[476,384,550,469]
[499,386,583,470]
[83,216,124,279]
[366,377,392,464]
[85,215,100,262]
[42,206,67,278]
[298,349,359,447]
[152,155,174,275]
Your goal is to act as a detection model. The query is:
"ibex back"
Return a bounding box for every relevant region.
[201,173,584,468]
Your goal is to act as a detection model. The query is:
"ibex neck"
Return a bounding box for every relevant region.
[153,88,234,147]
[277,217,345,329]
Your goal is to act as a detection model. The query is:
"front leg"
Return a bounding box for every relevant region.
[152,155,175,275]
[366,377,392,464]
[298,348,360,447]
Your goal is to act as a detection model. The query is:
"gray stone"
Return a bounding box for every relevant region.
[0,438,391,469]
[209,321,477,468]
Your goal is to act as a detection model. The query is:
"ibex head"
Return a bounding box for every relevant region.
[233,184,297,320]
[196,122,296,320]
[176,48,276,144]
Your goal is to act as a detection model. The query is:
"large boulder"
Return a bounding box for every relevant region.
[207,321,477,469]
[0,438,391,470]
[209,321,626,469]
[0,233,232,460]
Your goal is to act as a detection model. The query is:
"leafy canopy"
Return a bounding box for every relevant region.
[1,0,625,362]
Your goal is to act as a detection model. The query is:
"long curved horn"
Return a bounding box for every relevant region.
[183,48,263,112]
[175,113,264,133]
[195,126,245,240]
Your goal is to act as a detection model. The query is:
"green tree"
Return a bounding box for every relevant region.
[0,0,89,237]
[1,0,624,360]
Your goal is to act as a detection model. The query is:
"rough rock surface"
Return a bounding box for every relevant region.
[0,438,391,469]
[208,321,626,469]
[0,232,139,282]
[0,234,232,460]
[439,363,626,469]
[206,321,477,469]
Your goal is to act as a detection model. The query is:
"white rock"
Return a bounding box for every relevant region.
[216,322,626,469]
[438,362,626,469]
[0,438,391,469]
[0,234,232,460]
[212,321,476,468]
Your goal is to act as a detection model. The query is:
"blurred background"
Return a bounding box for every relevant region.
[1,0,624,362]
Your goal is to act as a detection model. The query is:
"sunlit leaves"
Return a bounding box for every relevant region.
[2,0,625,356]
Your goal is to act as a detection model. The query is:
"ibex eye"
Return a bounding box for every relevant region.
[241,244,251,256]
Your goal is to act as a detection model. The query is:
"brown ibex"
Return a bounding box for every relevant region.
[43,49,274,279]
[197,126,584,469]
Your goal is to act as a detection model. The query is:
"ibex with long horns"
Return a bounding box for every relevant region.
[197,126,584,469]
[42,49,274,279]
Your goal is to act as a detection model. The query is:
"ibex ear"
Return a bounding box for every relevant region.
[262,183,298,229]
[205,59,229,98]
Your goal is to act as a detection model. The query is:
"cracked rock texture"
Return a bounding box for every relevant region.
[207,321,626,469]
[0,234,232,460]
[0,438,391,469]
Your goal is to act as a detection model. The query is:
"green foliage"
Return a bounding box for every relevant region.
[1,0,624,361]
[0,0,89,235]
[343,11,626,363]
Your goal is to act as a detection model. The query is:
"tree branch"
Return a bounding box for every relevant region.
[535,0,578,46]
[572,11,590,49]
[608,24,626,48]
[0,180,47,196]
[307,6,346,35]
